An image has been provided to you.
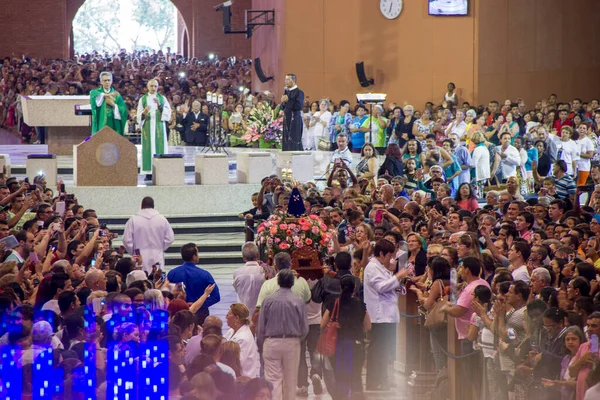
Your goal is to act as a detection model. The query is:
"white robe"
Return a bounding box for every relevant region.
[136,93,172,174]
[122,208,175,273]
[224,324,260,378]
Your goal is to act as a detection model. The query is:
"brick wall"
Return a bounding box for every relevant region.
[0,0,251,59]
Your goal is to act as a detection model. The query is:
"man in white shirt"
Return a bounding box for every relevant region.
[363,239,411,391]
[4,230,34,263]
[445,110,468,141]
[507,242,531,283]
[123,197,174,273]
[498,132,521,180]
[328,134,352,170]
[233,242,266,311]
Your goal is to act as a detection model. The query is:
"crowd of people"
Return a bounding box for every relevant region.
[0,50,255,145]
[3,54,600,399]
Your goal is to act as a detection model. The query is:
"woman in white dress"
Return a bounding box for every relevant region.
[302,101,319,150]
[224,303,260,378]
[309,99,332,150]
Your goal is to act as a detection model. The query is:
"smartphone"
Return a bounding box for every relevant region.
[591,334,598,353]
[29,184,37,191]
[37,220,44,228]
[30,251,39,264]
[375,209,384,224]
[0,235,19,250]
[55,201,66,217]
[33,278,40,285]
[90,259,96,269]
[161,272,166,281]
[60,183,66,193]
[50,245,56,252]
[134,249,141,256]
[99,230,105,237]
[65,194,75,200]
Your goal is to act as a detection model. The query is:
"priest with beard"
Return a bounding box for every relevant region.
[281,74,304,151]
[136,79,172,180]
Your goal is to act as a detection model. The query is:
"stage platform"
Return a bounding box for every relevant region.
[0,143,344,215]
[1,144,333,177]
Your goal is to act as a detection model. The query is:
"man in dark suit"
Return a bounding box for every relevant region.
[183,100,209,146]
[281,74,304,151]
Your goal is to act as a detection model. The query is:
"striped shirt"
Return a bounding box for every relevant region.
[555,174,576,200]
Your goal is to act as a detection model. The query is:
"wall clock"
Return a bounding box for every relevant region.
[380,0,403,20]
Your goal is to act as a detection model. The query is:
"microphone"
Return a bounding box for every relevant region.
[282,87,289,106]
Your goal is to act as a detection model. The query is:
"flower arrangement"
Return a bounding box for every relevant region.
[256,214,331,258]
[242,104,283,149]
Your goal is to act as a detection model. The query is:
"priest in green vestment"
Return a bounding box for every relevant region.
[136,79,172,177]
[89,71,128,135]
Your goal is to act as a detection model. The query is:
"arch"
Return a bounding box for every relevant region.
[67,0,192,56]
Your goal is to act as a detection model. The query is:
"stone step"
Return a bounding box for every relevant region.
[163,252,242,265]
[107,220,245,235]
[100,213,242,225]
[112,237,245,254]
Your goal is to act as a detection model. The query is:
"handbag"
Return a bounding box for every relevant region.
[317,299,340,356]
[424,280,448,329]
[318,138,332,151]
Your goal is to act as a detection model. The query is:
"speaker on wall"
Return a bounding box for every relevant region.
[356,62,374,87]
[254,58,273,83]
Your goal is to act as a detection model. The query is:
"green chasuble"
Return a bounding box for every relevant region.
[137,93,171,174]
[90,87,128,135]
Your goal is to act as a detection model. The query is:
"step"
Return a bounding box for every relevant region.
[112,237,245,254]
[162,263,241,274]
[163,252,242,266]
[107,221,245,235]
[100,213,242,225]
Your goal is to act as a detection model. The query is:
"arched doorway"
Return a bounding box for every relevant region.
[68,0,191,56]
[181,28,189,59]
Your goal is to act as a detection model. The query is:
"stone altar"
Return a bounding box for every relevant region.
[21,95,91,156]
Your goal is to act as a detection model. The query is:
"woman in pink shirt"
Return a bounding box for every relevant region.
[455,183,479,213]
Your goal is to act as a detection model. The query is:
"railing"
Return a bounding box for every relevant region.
[396,290,479,400]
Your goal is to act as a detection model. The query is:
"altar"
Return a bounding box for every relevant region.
[21,95,91,156]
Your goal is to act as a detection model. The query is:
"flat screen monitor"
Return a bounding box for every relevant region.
[428,0,468,16]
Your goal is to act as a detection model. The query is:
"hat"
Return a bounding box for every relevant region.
[592,214,600,224]
[466,109,477,119]
[126,270,148,287]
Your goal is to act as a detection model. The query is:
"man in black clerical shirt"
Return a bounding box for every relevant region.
[281,74,305,151]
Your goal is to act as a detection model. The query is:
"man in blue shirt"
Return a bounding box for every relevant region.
[167,243,220,324]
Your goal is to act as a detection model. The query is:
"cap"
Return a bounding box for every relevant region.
[126,270,148,287]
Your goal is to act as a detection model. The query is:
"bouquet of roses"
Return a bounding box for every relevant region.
[242,103,283,148]
[256,214,331,258]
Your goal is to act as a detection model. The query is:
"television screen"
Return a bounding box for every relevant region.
[429,0,468,16]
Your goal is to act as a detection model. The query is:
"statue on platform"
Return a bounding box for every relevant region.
[90,72,128,135]
[136,79,172,176]
[255,188,330,280]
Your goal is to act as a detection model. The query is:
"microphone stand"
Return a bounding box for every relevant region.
[203,98,229,155]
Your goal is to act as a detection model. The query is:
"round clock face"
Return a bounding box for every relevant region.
[380,0,403,19]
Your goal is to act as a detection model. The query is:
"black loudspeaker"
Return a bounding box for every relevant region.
[254,58,273,83]
[356,62,374,87]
